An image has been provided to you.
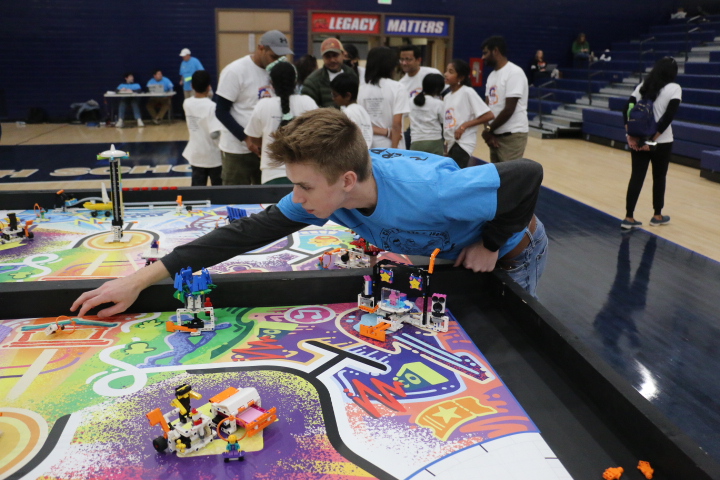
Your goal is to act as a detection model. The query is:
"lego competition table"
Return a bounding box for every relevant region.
[0,202,408,282]
[1,267,715,480]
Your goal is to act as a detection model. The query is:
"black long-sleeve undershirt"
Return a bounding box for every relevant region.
[482,159,543,252]
[215,95,247,143]
[623,95,681,136]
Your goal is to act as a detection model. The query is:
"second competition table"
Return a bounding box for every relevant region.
[104,91,177,124]
[0,185,718,479]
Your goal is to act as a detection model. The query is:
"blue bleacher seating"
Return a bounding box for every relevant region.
[529,87,584,104]
[527,98,564,114]
[676,74,719,89]
[710,52,720,62]
[650,22,720,34]
[640,31,717,42]
[684,62,720,75]
[700,150,720,172]
[554,78,607,93]
[559,69,629,82]
[608,96,720,125]
[683,88,720,107]
[612,40,700,51]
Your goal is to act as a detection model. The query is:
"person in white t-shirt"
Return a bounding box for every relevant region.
[621,57,682,229]
[182,71,223,186]
[481,36,530,163]
[399,45,443,148]
[443,59,495,168]
[330,73,373,149]
[357,47,411,149]
[245,61,318,184]
[409,73,445,156]
[215,30,293,185]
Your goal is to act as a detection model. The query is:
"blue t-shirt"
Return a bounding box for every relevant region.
[117,83,141,92]
[277,149,525,259]
[147,77,174,92]
[180,57,205,91]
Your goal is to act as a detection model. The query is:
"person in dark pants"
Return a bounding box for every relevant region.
[621,57,682,229]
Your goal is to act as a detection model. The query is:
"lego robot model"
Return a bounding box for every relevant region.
[318,247,371,269]
[146,384,277,457]
[97,144,131,243]
[167,267,216,336]
[357,249,449,342]
[1,213,34,245]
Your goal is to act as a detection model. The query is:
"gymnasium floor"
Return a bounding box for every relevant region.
[2,121,720,464]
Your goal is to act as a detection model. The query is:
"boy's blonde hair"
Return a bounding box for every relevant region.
[268,108,371,184]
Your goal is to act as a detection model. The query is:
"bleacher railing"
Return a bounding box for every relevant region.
[535,80,556,130]
[587,62,603,106]
[638,36,655,80]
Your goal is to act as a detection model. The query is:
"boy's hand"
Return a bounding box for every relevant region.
[71,276,142,318]
[453,241,499,272]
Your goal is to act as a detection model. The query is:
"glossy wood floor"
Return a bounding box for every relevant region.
[3,122,719,261]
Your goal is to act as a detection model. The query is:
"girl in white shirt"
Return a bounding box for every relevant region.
[443,59,495,168]
[409,73,446,156]
[246,61,318,184]
[357,47,411,149]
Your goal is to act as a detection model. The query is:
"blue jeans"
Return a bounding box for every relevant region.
[118,98,141,120]
[501,218,548,298]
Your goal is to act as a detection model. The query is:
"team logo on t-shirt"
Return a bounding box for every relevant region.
[379,228,452,255]
[444,108,456,128]
[409,88,422,98]
[487,86,498,105]
[258,85,273,99]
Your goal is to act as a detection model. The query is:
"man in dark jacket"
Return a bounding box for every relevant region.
[302,38,357,108]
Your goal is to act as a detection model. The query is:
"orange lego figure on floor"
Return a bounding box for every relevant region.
[637,460,654,479]
[602,466,624,480]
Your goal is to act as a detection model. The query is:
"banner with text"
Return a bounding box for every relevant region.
[384,16,449,37]
[311,13,381,35]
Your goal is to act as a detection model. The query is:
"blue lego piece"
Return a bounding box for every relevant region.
[227,206,247,222]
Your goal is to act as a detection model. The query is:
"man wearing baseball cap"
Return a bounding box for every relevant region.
[215,30,293,185]
[301,38,358,108]
[179,48,205,99]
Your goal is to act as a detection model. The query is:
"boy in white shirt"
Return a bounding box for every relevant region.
[182,71,223,185]
[330,73,373,149]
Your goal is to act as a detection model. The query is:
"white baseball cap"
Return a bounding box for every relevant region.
[179,48,191,57]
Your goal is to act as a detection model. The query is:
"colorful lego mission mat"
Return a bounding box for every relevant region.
[0,203,409,282]
[0,301,573,480]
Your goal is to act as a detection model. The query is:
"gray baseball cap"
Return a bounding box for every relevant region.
[259,30,293,56]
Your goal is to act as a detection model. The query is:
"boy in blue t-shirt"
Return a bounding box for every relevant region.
[116,72,143,128]
[146,69,174,124]
[72,108,547,317]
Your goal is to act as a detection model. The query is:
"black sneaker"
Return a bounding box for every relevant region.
[620,219,642,230]
[649,215,670,226]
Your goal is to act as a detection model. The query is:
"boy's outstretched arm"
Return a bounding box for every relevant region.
[72,205,309,317]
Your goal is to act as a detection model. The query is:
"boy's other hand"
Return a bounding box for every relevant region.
[453,241,499,272]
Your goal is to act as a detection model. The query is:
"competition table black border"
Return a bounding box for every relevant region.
[3,266,719,479]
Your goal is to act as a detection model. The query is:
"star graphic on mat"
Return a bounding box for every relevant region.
[433,406,462,423]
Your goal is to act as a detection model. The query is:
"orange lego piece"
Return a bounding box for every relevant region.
[602,466,624,480]
[165,320,197,333]
[209,387,240,405]
[637,461,654,479]
[360,322,391,341]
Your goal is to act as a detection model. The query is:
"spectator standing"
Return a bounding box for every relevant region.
[179,48,205,99]
[399,45,442,148]
[115,72,143,128]
[245,61,318,184]
[330,73,374,148]
[302,38,357,108]
[146,69,174,124]
[343,44,366,85]
[481,36,529,163]
[215,30,293,185]
[357,46,411,149]
[295,55,318,94]
[443,60,494,168]
[621,57,682,229]
[182,71,223,186]
[409,73,446,156]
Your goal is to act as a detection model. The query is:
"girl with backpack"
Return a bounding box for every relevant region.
[245,61,318,184]
[409,73,446,155]
[621,57,682,229]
